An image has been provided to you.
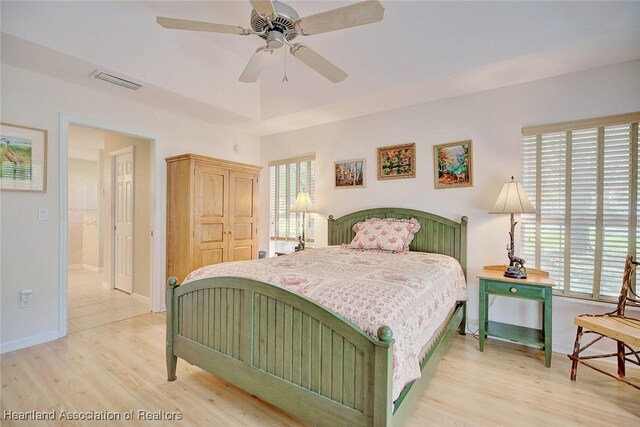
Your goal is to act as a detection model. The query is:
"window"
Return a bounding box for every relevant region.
[269,155,315,254]
[521,112,639,302]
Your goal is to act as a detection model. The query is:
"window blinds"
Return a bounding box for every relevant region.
[521,113,639,301]
[269,156,316,243]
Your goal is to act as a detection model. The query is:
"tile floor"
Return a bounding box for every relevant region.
[67,268,150,333]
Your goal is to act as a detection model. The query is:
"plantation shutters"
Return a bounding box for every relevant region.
[521,113,639,302]
[269,156,316,247]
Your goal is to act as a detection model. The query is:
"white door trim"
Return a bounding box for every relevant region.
[59,114,159,341]
[110,146,135,293]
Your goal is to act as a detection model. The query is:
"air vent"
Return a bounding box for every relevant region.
[90,71,142,91]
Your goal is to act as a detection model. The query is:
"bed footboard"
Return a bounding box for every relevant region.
[166,276,395,426]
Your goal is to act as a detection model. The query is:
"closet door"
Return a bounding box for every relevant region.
[228,170,258,261]
[193,164,229,269]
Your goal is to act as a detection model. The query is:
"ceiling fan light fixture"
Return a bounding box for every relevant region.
[266,30,284,49]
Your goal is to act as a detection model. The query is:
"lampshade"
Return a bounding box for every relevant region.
[292,192,314,213]
[489,177,536,214]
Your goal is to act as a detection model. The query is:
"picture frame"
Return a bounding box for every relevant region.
[334,158,366,188]
[376,142,416,180]
[1,122,47,192]
[434,139,473,189]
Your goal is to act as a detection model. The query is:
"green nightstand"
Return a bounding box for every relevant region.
[477,265,554,367]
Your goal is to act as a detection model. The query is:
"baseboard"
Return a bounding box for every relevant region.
[0,330,60,354]
[556,342,640,370]
[81,264,102,272]
[554,343,574,357]
[132,293,151,306]
[68,264,102,272]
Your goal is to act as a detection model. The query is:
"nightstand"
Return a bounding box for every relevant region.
[477,265,554,367]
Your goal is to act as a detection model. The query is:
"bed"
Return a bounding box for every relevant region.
[166,208,468,426]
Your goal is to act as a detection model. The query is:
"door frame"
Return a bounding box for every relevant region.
[59,115,158,338]
[109,146,135,292]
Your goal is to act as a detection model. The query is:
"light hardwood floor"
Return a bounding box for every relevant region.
[1,313,638,426]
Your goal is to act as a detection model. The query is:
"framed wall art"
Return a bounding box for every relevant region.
[434,139,473,189]
[334,158,365,188]
[0,122,47,192]
[376,142,416,180]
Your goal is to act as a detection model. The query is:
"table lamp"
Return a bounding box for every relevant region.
[489,176,537,279]
[292,191,313,251]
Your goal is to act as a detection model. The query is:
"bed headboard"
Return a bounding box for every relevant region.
[328,208,468,276]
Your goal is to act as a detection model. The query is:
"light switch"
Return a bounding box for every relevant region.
[38,208,48,221]
[20,289,32,308]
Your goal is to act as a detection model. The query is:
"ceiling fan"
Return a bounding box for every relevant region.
[156,0,385,83]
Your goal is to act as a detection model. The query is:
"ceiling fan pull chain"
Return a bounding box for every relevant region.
[282,47,289,83]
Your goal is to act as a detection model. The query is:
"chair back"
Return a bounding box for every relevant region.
[617,255,637,316]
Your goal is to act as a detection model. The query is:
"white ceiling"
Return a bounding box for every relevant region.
[2,1,640,136]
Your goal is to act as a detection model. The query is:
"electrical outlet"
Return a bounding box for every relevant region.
[20,289,32,308]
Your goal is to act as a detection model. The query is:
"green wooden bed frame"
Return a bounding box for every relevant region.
[166,208,468,426]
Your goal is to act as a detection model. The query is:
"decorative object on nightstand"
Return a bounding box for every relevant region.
[489,176,536,279]
[292,191,313,251]
[478,265,554,367]
[275,247,313,256]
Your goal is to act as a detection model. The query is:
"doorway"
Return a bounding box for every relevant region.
[66,125,152,333]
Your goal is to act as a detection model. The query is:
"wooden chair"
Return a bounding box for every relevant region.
[568,255,640,389]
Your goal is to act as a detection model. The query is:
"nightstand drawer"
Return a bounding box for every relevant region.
[485,280,546,299]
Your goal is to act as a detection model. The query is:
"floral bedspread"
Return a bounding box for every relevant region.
[184,246,467,400]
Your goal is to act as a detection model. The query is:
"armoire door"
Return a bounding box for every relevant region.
[193,164,228,269]
[228,170,258,261]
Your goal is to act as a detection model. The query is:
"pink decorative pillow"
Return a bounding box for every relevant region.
[353,218,422,250]
[349,218,421,253]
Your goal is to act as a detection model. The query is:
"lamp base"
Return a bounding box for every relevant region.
[505,216,528,279]
[504,266,527,279]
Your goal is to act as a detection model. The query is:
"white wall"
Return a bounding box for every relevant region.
[259,60,640,355]
[0,64,261,352]
[81,212,99,268]
[67,158,99,267]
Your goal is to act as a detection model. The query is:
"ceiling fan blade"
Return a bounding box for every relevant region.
[239,47,274,83]
[295,0,384,36]
[156,17,250,35]
[250,0,277,19]
[289,44,347,83]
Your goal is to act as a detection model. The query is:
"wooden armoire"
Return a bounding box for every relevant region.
[166,153,261,282]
